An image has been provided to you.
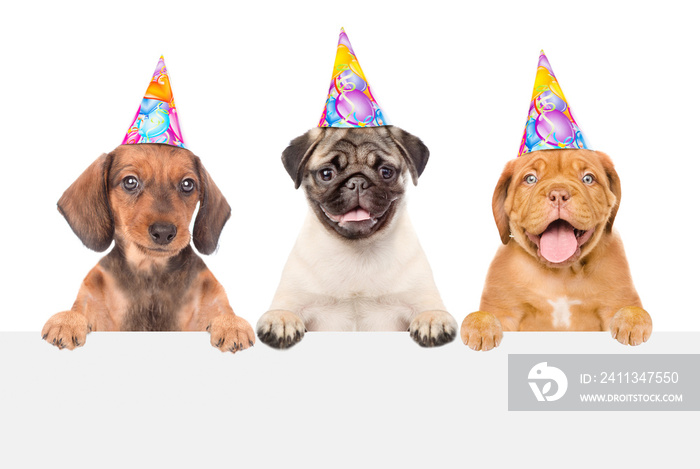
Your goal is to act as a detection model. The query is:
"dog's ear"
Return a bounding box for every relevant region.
[57,153,114,252]
[596,151,622,233]
[193,158,231,255]
[282,127,325,189]
[387,126,430,185]
[493,159,516,245]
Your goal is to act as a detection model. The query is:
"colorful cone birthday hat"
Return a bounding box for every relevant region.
[122,56,186,148]
[318,28,387,128]
[517,51,589,157]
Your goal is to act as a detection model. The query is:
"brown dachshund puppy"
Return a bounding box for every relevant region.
[461,149,652,350]
[41,143,255,352]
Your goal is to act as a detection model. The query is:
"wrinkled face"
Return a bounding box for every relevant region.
[108,144,201,257]
[302,128,411,239]
[497,149,620,267]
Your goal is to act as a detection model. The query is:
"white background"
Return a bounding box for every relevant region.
[1,0,698,332]
[1,1,699,466]
[2,0,698,332]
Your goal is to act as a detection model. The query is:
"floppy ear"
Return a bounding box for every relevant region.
[596,151,621,233]
[282,127,325,189]
[493,159,516,245]
[193,158,231,255]
[57,153,114,252]
[386,126,430,185]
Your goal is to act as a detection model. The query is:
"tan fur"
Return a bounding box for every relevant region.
[108,146,200,257]
[461,311,503,351]
[461,149,651,349]
[42,144,254,352]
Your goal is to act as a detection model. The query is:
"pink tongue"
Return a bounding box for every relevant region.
[339,208,371,222]
[539,220,578,263]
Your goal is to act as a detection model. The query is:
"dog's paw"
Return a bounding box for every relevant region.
[460,311,503,351]
[41,311,90,350]
[409,310,457,347]
[256,310,305,349]
[207,314,256,353]
[610,306,652,346]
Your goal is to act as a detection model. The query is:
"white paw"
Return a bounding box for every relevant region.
[256,310,306,349]
[409,310,457,347]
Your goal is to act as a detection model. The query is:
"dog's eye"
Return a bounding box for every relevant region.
[319,168,335,182]
[181,178,196,193]
[582,174,595,185]
[122,176,139,192]
[379,167,395,179]
[525,174,538,185]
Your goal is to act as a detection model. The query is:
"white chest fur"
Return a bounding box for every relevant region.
[270,206,445,331]
[547,297,582,329]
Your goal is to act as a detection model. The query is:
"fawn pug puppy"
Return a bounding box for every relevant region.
[257,126,456,348]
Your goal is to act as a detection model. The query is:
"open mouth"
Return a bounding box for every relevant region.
[321,205,383,228]
[526,219,595,264]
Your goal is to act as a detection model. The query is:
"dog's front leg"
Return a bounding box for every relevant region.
[41,310,91,350]
[256,310,306,349]
[460,311,505,351]
[461,299,525,351]
[41,266,107,350]
[605,306,652,346]
[206,311,256,353]
[189,270,255,353]
[397,287,457,347]
[409,310,458,347]
[256,287,307,349]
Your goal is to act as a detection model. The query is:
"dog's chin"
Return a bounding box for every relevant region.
[132,240,186,259]
[317,203,395,239]
[521,219,597,268]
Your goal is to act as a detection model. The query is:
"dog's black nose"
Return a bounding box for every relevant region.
[345,176,369,191]
[149,223,177,245]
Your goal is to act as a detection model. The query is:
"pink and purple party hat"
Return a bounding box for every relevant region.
[318,28,387,128]
[517,51,588,157]
[122,56,186,148]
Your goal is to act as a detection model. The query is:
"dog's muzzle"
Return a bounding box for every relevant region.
[149,223,177,245]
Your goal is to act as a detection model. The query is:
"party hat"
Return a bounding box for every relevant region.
[318,28,387,128]
[517,51,588,157]
[122,56,186,148]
